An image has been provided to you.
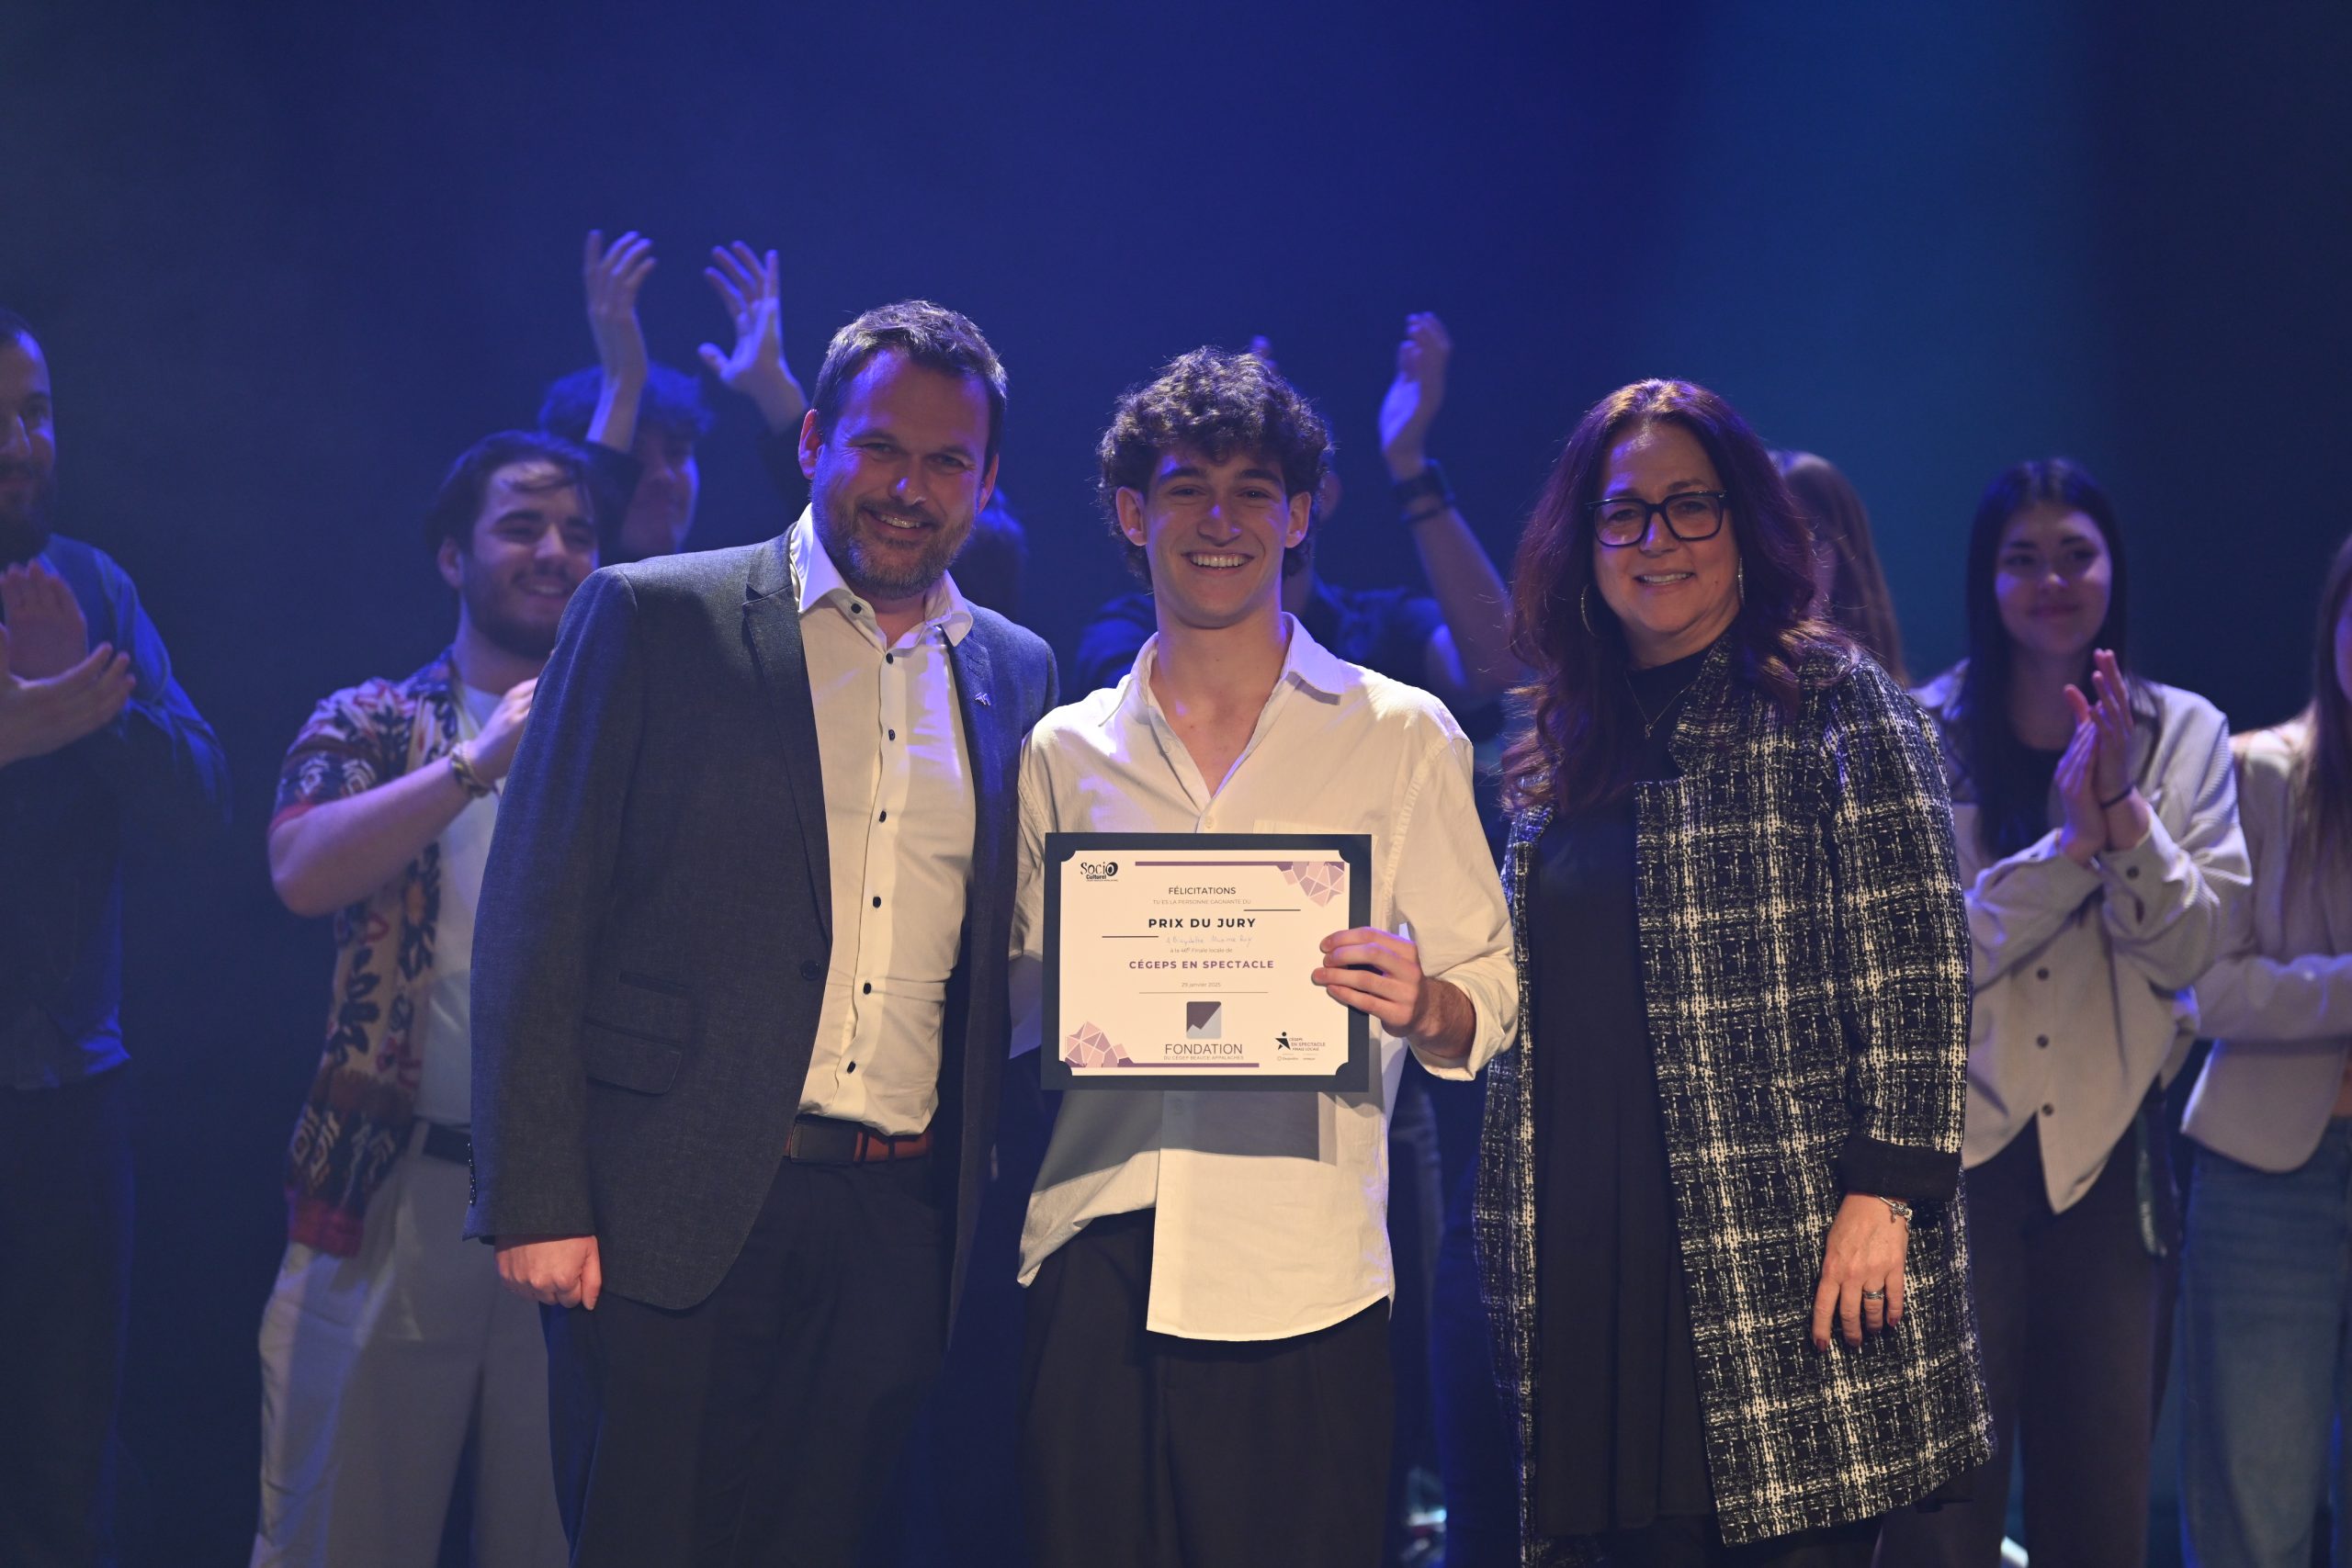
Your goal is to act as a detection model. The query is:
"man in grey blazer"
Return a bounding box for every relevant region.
[464,299,1056,1567]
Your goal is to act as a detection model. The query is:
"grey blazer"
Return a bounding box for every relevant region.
[463,536,1057,1315]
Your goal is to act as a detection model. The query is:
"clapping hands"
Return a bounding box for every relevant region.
[2056,649,2149,864]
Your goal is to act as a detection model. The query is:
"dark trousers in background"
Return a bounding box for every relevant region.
[1600,1514,1880,1568]
[0,1067,133,1568]
[1874,1119,2171,1568]
[1021,1209,1394,1568]
[542,1154,946,1568]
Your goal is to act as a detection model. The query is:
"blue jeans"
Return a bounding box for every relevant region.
[2181,1121,2352,1567]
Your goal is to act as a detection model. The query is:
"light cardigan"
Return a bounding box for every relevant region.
[2183,719,2352,1170]
[1913,667,2247,1213]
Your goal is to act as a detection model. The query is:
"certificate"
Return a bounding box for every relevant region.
[1040,832,1373,1092]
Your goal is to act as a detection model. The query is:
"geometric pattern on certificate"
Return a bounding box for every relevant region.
[1064,1021,1134,1068]
[1275,859,1348,907]
[1185,1001,1222,1039]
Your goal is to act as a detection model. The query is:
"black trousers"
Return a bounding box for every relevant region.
[1600,1515,1880,1568]
[544,1153,947,1568]
[1020,1210,1394,1568]
[0,1067,133,1568]
[1874,1120,2170,1568]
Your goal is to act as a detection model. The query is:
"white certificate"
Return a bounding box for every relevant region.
[1041,833,1372,1091]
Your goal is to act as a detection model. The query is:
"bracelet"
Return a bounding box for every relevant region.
[1400,502,1451,528]
[447,746,494,800]
[1391,459,1453,522]
[1876,1195,1914,1224]
[2098,785,2136,809]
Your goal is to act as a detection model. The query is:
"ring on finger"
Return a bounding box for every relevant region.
[1860,1288,1886,1303]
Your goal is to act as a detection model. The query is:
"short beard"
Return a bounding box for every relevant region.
[461,575,564,662]
[0,469,57,565]
[812,492,967,604]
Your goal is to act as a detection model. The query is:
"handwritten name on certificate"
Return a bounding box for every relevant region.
[1041,833,1372,1092]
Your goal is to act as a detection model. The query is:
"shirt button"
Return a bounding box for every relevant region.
[851,602,864,615]
[2036,968,2051,981]
[2126,866,2140,880]
[799,960,823,982]
[846,1061,858,1074]
[2037,1035,2050,1048]
[888,728,897,740]
[886,653,895,664]
[2041,1104,2055,1116]
[863,982,873,995]
[872,896,882,908]
[878,810,888,823]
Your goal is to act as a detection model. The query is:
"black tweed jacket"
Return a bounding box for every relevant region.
[1476,640,1993,1557]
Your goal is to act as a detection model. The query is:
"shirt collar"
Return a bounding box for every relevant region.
[786,507,975,646]
[1114,612,1351,732]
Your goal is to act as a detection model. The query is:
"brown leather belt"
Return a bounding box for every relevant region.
[783,1113,932,1165]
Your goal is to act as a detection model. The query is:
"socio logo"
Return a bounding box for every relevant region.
[1078,860,1120,881]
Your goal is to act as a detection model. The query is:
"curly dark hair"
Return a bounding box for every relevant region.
[810,299,1007,464]
[1502,378,1847,815]
[537,363,714,445]
[1096,346,1331,582]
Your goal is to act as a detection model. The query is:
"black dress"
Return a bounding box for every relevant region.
[1532,648,1715,1538]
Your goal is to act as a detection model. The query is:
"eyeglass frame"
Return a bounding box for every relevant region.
[1585,490,1730,547]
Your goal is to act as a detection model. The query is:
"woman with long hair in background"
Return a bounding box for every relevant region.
[2177,530,2352,1567]
[1775,450,1906,685]
[1879,459,2248,1566]
[1476,378,1988,1566]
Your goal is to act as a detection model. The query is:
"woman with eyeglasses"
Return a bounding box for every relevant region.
[1876,459,2247,1568]
[2174,530,2352,1568]
[1476,379,1988,1567]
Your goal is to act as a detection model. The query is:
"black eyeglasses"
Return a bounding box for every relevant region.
[1587,491,1728,547]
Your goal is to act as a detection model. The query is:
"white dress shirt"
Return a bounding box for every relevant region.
[2184,720,2352,1170]
[1012,617,1516,1341]
[1915,669,2246,1213]
[789,511,976,1136]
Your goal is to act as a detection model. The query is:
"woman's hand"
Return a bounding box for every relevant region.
[2053,712,2106,867]
[1811,1193,1910,1349]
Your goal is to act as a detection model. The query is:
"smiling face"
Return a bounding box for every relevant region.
[1118,445,1311,635]
[1992,501,2111,667]
[619,423,699,558]
[1589,420,1742,666]
[437,459,599,660]
[802,348,996,610]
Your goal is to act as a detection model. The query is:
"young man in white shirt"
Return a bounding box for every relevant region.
[1012,347,1517,1567]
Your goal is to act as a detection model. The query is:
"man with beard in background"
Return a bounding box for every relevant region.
[0,307,230,1567]
[249,432,603,1567]
[469,300,1056,1567]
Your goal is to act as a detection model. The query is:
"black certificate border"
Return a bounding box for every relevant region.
[1041,832,1373,1092]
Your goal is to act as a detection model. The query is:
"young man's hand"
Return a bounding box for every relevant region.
[699,242,808,435]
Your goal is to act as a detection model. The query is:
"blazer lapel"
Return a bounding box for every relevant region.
[948,627,1004,872]
[743,537,833,942]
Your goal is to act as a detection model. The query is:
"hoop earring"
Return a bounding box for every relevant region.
[1580,583,1599,637]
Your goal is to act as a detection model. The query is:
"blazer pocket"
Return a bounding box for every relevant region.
[582,973,695,1094]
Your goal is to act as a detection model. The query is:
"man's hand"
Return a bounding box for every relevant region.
[0,559,90,678]
[496,1233,603,1310]
[459,677,537,784]
[583,230,656,393]
[1379,312,1452,481]
[1810,1193,1910,1349]
[699,243,808,435]
[0,626,134,768]
[1313,926,1472,1055]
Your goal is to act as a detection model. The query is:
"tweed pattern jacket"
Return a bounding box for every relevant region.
[1476,643,1992,1556]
